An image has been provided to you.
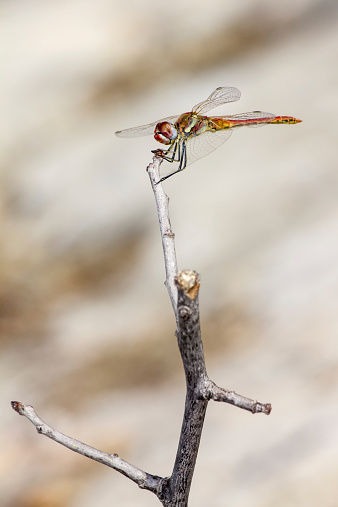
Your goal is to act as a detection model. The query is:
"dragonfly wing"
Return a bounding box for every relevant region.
[212,111,276,127]
[186,129,233,166]
[115,115,180,138]
[186,111,276,166]
[192,86,241,115]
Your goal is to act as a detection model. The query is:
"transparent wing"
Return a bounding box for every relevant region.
[182,110,276,168]
[186,129,233,166]
[115,115,180,138]
[210,111,276,127]
[192,86,241,115]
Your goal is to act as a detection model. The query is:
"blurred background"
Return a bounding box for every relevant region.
[2,0,338,505]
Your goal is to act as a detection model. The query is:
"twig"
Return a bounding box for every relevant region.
[147,155,178,320]
[11,401,164,494]
[203,379,272,415]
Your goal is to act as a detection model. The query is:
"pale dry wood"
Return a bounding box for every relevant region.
[202,379,272,415]
[11,401,164,494]
[146,154,178,320]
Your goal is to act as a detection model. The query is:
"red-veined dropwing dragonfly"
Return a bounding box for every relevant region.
[115,86,301,183]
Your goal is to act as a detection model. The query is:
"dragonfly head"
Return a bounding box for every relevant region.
[154,122,178,145]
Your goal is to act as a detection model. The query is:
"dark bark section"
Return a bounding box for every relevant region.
[161,271,207,506]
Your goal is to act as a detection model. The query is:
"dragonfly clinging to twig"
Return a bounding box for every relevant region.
[115,86,301,183]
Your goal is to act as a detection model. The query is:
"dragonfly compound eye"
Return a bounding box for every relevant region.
[154,122,178,145]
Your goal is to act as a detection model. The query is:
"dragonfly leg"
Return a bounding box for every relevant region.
[152,139,181,163]
[156,141,187,184]
[163,141,179,162]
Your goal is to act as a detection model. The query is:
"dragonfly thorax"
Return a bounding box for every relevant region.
[154,121,178,145]
[176,113,209,137]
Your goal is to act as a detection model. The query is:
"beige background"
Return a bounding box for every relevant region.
[2,0,338,505]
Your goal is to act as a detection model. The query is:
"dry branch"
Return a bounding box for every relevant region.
[11,153,271,507]
[11,401,163,494]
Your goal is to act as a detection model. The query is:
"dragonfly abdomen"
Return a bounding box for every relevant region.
[269,116,302,125]
[208,118,232,131]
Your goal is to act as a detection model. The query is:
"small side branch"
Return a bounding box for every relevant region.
[202,380,272,415]
[11,401,164,495]
[147,155,178,320]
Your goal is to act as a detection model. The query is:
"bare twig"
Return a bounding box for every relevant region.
[203,379,272,415]
[147,155,178,320]
[11,401,164,494]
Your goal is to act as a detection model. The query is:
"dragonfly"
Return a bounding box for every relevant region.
[115,86,301,183]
